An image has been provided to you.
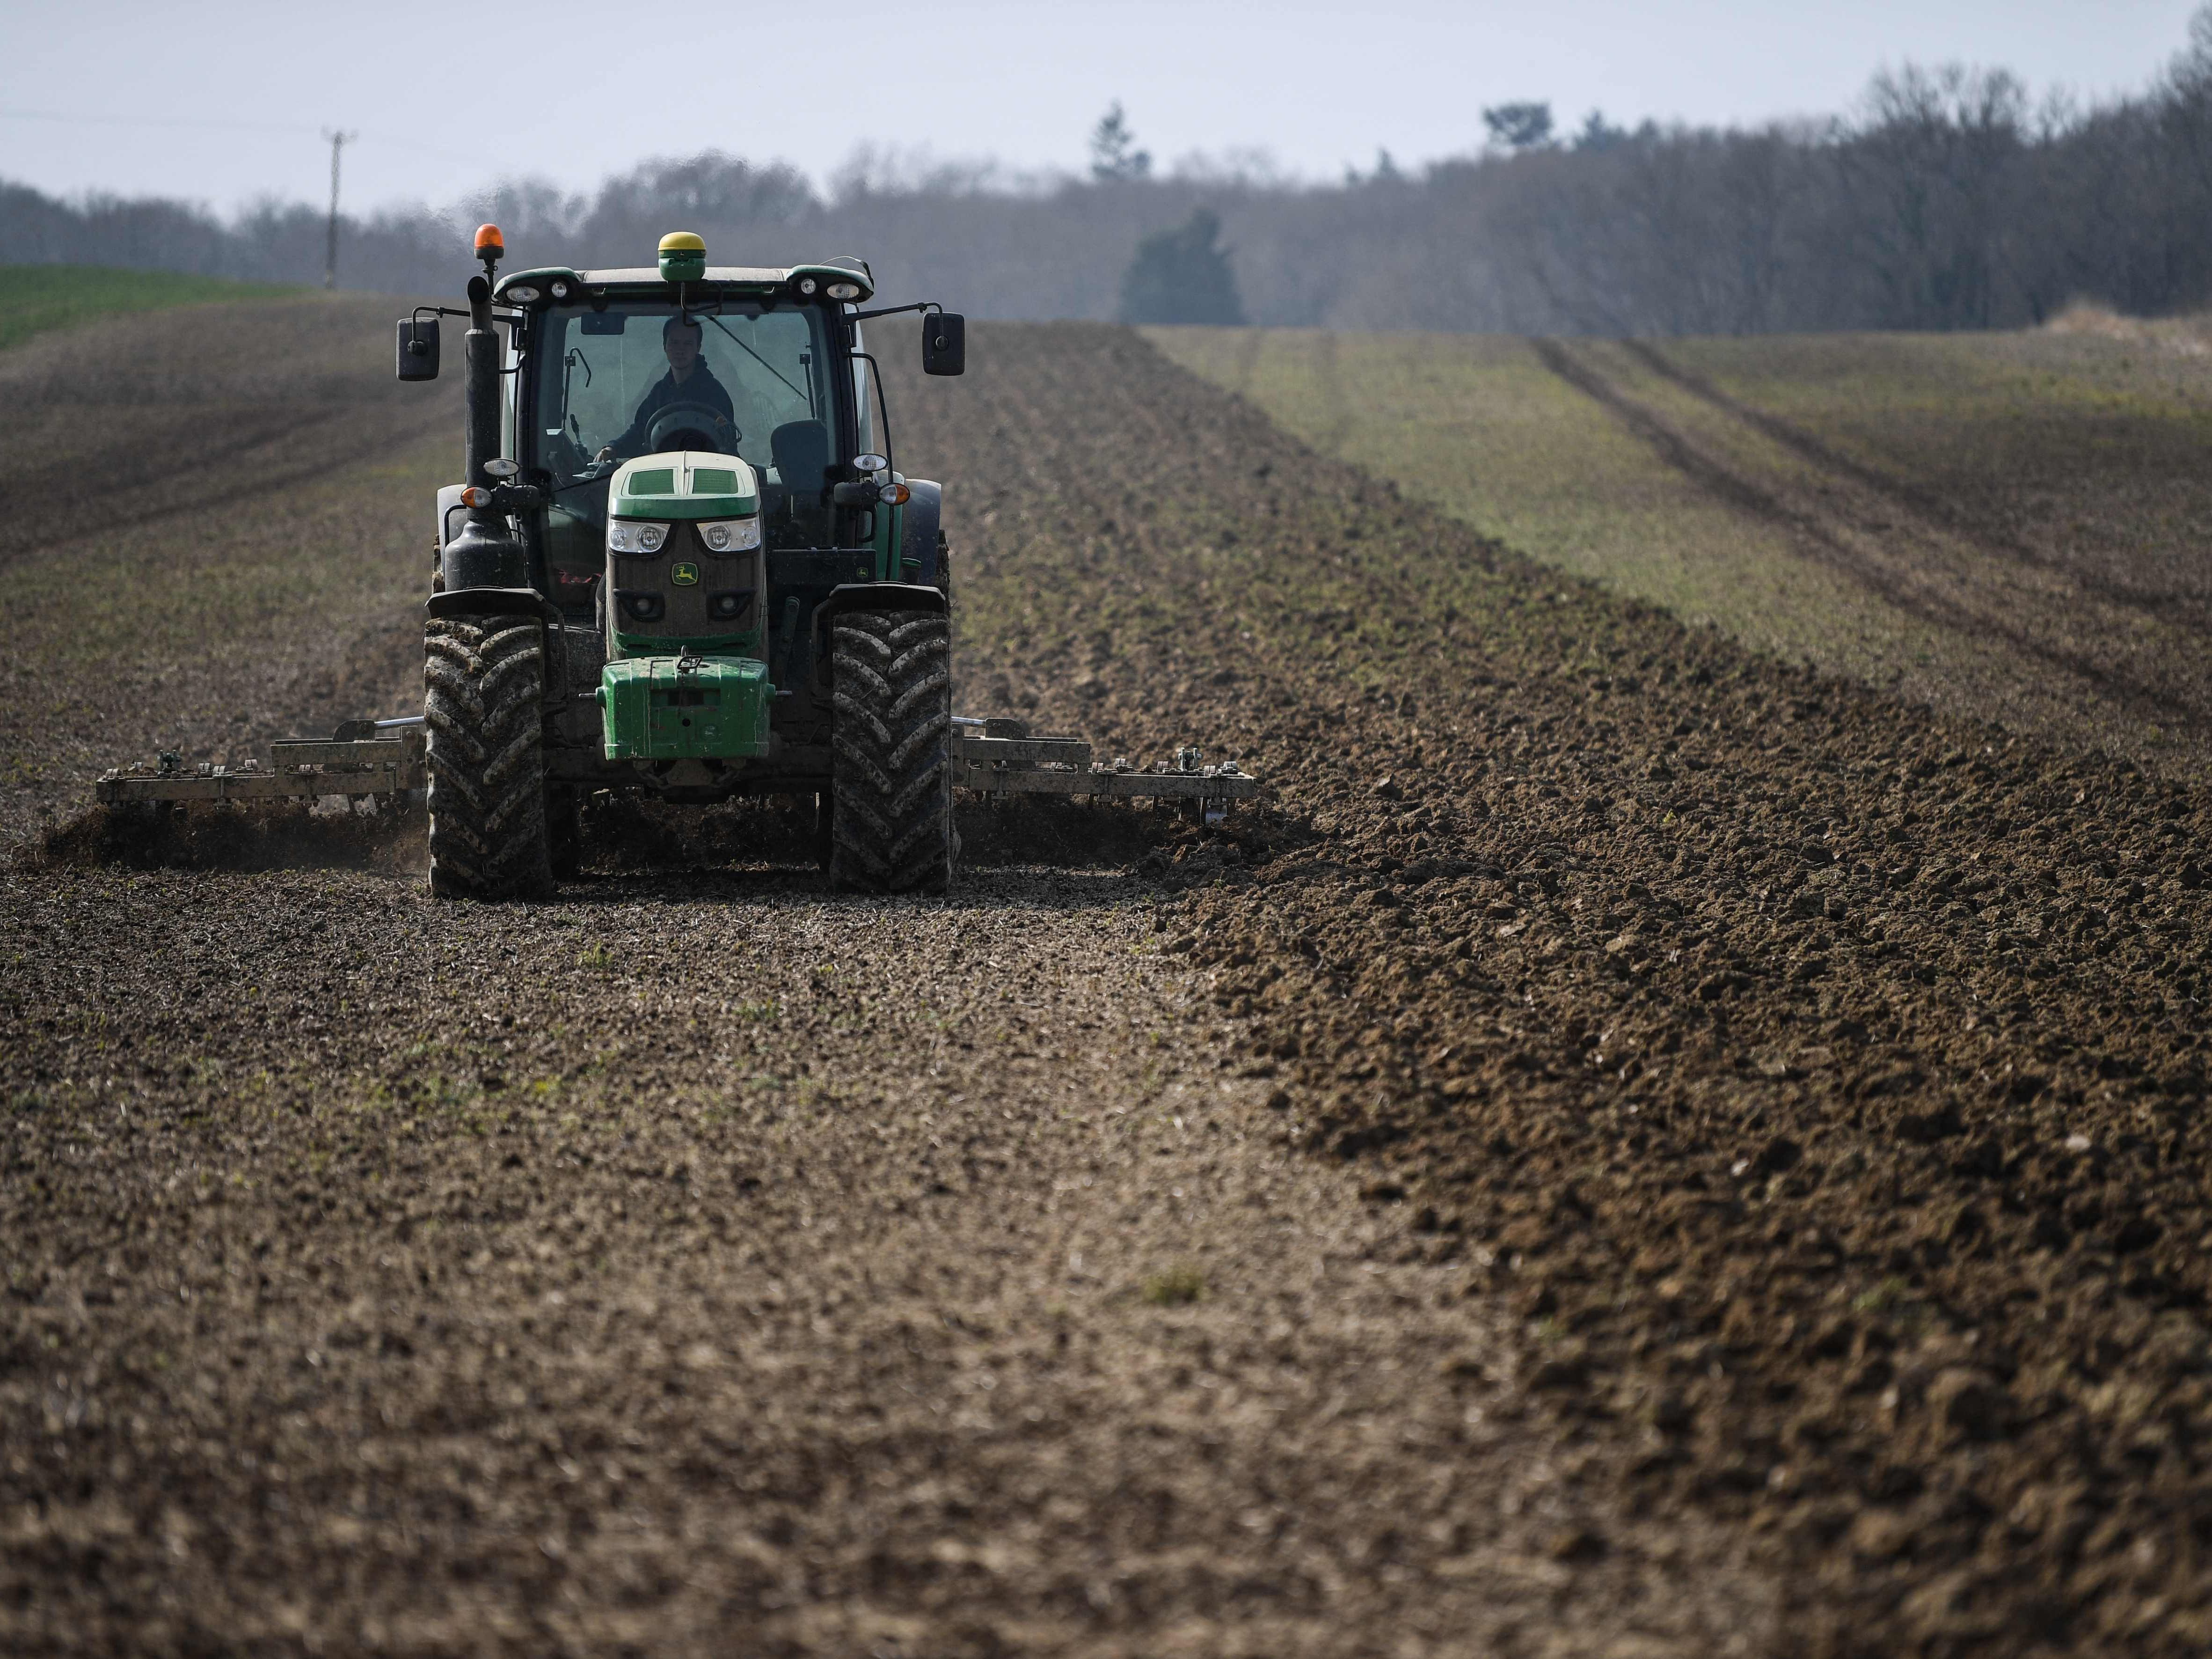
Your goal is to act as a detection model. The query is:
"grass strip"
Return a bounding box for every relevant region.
[0,264,301,353]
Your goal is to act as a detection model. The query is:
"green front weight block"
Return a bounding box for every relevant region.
[599,655,771,761]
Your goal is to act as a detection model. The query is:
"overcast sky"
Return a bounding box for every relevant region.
[2,0,2203,217]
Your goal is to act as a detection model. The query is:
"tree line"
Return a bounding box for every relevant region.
[12,15,2212,337]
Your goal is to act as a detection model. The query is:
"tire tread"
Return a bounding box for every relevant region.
[828,610,954,893]
[424,616,554,899]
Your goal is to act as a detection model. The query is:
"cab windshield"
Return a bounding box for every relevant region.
[530,299,838,512]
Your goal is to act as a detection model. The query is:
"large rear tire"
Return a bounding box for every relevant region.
[828,609,954,894]
[423,614,555,900]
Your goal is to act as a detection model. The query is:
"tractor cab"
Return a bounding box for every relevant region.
[394,229,965,619]
[517,285,860,611]
[490,245,919,620]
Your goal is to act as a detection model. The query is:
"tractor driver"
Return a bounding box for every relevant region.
[594,314,737,462]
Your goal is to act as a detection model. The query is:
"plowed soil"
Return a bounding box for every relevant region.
[0,293,459,844]
[0,293,453,566]
[7,309,2212,1657]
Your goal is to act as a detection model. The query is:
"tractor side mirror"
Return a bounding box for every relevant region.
[396,316,441,382]
[922,312,965,377]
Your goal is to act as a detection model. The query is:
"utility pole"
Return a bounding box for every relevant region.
[321,128,356,289]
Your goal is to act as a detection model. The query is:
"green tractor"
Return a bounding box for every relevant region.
[95,228,1258,875]
[396,226,968,899]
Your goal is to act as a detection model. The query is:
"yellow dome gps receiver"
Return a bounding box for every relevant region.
[657,232,707,283]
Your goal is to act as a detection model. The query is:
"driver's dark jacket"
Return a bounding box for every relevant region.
[610,361,736,457]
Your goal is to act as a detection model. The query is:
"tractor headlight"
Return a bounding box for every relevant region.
[608,520,669,554]
[698,518,762,554]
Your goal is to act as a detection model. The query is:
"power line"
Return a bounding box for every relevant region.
[0,106,479,168]
[0,106,321,135]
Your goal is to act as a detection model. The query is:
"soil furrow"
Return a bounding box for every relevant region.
[1616,339,2212,632]
[0,293,459,568]
[0,404,458,570]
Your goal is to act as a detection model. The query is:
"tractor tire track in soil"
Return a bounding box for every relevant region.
[1530,337,2212,745]
[1614,339,2212,634]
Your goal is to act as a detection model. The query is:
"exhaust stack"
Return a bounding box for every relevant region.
[442,225,530,594]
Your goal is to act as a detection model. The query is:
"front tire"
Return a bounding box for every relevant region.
[828,610,954,894]
[423,614,555,899]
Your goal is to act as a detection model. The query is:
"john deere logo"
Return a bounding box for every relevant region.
[671,561,700,586]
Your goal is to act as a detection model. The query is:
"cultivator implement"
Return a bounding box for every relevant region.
[950,718,1258,820]
[96,718,427,806]
[97,713,1258,818]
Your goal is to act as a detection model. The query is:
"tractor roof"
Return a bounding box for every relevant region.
[494,260,873,304]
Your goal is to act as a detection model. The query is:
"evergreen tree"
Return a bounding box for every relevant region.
[1089,102,1153,182]
[1116,207,1246,325]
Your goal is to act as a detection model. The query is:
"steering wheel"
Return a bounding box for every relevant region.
[647,401,738,455]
